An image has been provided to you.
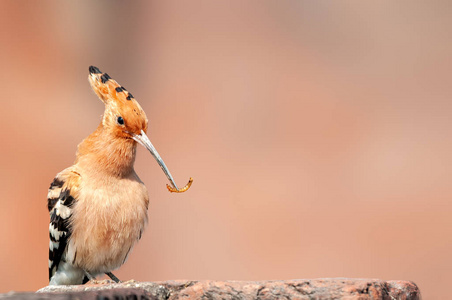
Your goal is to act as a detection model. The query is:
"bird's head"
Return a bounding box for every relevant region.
[87,66,192,192]
[88,66,148,139]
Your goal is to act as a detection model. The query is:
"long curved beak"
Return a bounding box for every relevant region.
[133,130,180,190]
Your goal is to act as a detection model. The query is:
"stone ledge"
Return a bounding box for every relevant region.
[1,278,421,300]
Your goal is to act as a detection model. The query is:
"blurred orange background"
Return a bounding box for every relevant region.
[0,1,451,299]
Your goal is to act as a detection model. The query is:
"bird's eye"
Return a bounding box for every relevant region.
[117,116,124,125]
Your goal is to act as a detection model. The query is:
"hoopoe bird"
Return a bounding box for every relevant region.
[47,66,192,285]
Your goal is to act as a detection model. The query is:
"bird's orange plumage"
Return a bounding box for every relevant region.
[47,66,192,285]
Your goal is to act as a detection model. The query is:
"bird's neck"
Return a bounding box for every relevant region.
[75,124,137,178]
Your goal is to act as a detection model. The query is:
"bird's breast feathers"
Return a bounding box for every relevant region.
[68,170,149,273]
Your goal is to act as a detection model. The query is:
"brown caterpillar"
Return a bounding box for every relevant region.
[167,177,193,193]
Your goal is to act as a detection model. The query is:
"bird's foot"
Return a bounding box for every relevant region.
[83,271,101,285]
[120,279,139,286]
[105,271,121,283]
[91,279,116,285]
[123,279,137,284]
[83,271,113,285]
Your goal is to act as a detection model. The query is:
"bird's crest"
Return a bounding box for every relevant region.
[88,66,135,105]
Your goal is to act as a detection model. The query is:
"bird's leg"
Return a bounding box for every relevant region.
[105,272,121,283]
[84,270,99,284]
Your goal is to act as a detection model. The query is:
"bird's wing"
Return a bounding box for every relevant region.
[47,168,81,281]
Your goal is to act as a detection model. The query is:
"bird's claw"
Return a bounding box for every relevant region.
[89,279,115,285]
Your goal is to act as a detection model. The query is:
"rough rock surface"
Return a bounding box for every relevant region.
[1,278,421,300]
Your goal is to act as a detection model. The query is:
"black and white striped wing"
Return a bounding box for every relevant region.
[47,177,76,281]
